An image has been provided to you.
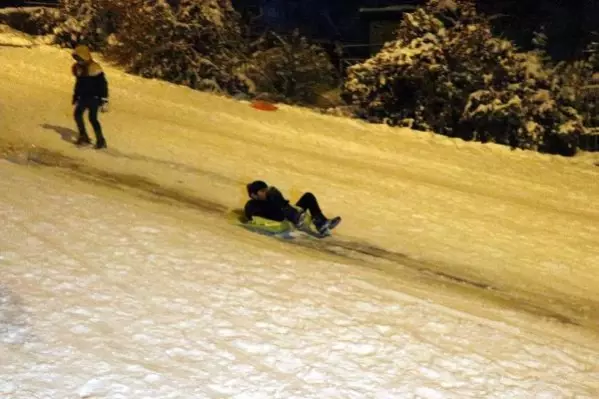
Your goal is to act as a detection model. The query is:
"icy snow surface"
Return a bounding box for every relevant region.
[1,42,599,398]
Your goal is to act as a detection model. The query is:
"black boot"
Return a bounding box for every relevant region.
[75,135,91,146]
[312,215,341,235]
[94,139,107,149]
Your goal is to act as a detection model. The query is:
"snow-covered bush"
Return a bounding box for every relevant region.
[103,0,248,94]
[0,7,62,36]
[241,30,337,104]
[4,0,335,100]
[42,0,248,94]
[551,60,598,126]
[342,0,587,155]
[587,38,599,71]
[28,7,64,36]
[52,0,120,49]
[554,41,599,132]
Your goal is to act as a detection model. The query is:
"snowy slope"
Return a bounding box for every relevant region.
[1,43,598,330]
[1,39,599,397]
[2,161,599,398]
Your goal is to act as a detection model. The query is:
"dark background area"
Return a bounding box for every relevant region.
[233,0,599,61]
[1,0,59,6]
[2,0,598,60]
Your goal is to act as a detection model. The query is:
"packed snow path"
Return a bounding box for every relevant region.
[1,38,599,397]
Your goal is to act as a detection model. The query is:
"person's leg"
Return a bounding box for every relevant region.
[295,192,341,233]
[87,98,106,148]
[295,192,324,219]
[281,205,306,227]
[244,200,285,222]
[74,102,90,144]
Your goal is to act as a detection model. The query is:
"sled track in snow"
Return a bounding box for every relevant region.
[2,143,596,332]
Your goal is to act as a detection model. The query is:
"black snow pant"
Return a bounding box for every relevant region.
[244,192,324,222]
[74,97,105,144]
[295,192,324,219]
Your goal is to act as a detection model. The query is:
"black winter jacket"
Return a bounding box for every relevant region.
[72,62,109,104]
[265,187,290,207]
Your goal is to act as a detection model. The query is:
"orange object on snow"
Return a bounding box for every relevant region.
[250,100,278,111]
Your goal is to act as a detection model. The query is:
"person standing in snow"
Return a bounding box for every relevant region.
[71,44,109,149]
[245,180,341,235]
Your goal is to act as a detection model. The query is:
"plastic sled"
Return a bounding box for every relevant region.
[250,100,278,111]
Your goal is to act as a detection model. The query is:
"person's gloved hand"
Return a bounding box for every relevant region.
[100,98,109,113]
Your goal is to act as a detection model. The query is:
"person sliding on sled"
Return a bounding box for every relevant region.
[71,44,109,149]
[245,180,341,235]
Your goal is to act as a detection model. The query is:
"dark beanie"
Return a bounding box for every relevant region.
[247,180,268,196]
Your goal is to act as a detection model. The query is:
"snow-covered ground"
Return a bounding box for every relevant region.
[1,38,599,398]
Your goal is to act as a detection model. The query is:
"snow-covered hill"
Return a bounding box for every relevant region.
[1,40,599,397]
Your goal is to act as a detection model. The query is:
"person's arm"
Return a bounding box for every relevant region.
[244,200,255,221]
[72,64,81,104]
[99,72,108,102]
[88,62,108,103]
[266,186,289,207]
